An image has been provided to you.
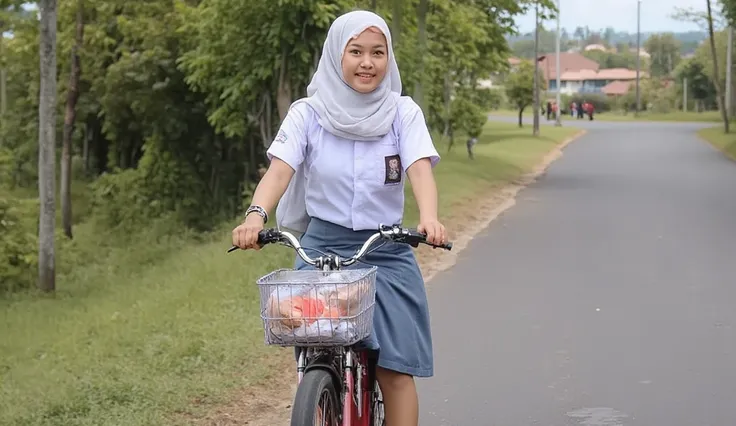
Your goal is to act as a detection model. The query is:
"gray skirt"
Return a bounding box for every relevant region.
[293,217,434,378]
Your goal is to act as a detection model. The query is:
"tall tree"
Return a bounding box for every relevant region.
[706,0,729,132]
[413,0,428,112]
[603,27,615,46]
[38,0,57,292]
[722,0,736,24]
[675,57,716,110]
[644,33,682,77]
[504,60,546,128]
[573,26,584,41]
[60,0,84,239]
[0,0,26,126]
[391,0,402,54]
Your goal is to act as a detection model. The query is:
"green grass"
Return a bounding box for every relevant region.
[492,108,727,123]
[415,124,580,222]
[697,125,736,160]
[0,121,581,426]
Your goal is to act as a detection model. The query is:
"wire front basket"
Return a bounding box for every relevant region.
[257,267,378,347]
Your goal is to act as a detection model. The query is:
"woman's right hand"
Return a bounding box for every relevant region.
[231,213,266,250]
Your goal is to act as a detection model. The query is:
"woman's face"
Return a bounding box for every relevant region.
[341,27,388,94]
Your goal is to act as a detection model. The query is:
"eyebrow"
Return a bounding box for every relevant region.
[348,43,386,49]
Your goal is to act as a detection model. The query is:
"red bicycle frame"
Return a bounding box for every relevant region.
[342,351,375,426]
[296,348,377,426]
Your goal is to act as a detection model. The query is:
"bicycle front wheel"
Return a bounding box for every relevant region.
[290,369,340,426]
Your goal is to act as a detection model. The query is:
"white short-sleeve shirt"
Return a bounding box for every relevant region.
[266,96,440,231]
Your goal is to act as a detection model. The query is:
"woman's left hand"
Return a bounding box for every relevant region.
[417,218,446,246]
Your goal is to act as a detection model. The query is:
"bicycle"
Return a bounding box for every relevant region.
[228,223,452,426]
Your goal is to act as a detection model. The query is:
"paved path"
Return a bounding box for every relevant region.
[418,119,736,425]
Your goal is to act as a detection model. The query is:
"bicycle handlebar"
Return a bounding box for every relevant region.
[227,224,452,267]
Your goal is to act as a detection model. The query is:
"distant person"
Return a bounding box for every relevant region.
[546,101,552,120]
[571,101,577,117]
[578,101,587,119]
[587,102,595,120]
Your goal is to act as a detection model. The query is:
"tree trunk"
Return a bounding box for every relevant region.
[0,37,6,144]
[442,71,451,139]
[0,68,6,143]
[61,0,84,239]
[276,46,292,122]
[38,0,58,292]
[0,67,5,116]
[412,0,428,113]
[258,90,274,148]
[706,0,730,133]
[371,0,377,10]
[391,0,402,49]
[518,106,525,127]
[731,74,736,118]
[0,37,5,118]
[83,122,90,172]
[447,125,454,152]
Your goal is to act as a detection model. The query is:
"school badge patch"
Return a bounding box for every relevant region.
[384,154,402,185]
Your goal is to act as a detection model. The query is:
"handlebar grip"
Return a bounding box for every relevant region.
[402,228,453,251]
[427,240,452,251]
[227,229,278,253]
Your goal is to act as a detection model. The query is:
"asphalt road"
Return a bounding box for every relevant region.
[418,119,736,426]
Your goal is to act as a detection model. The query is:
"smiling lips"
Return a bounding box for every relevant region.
[356,73,374,82]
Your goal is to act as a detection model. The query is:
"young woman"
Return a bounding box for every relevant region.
[231,10,445,425]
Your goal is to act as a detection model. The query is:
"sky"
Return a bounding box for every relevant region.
[10,1,713,36]
[514,0,709,34]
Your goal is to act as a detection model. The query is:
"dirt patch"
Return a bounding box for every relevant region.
[185,129,587,426]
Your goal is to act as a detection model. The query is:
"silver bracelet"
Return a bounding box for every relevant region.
[245,205,268,224]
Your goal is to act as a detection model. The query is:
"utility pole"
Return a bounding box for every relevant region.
[555,0,562,127]
[635,0,641,116]
[683,77,688,112]
[533,1,540,136]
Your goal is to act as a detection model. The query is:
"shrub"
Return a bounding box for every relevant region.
[0,197,38,293]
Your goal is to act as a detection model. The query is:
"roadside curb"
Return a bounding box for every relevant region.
[697,127,736,162]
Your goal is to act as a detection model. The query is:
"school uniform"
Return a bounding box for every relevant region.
[267,96,440,377]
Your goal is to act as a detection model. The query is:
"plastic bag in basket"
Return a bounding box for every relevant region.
[265,281,369,329]
[268,318,359,343]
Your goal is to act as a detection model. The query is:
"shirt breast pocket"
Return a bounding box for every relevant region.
[372,141,403,188]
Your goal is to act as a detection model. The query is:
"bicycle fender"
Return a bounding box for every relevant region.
[304,363,342,390]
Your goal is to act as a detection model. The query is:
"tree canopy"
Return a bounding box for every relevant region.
[0,0,557,291]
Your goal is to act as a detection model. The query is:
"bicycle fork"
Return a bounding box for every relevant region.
[295,347,373,426]
[345,350,376,426]
[343,350,356,425]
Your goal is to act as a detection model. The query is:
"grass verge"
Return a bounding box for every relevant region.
[697,125,736,161]
[0,121,581,426]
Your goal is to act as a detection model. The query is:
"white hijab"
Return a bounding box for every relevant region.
[276,11,402,234]
[291,10,402,141]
